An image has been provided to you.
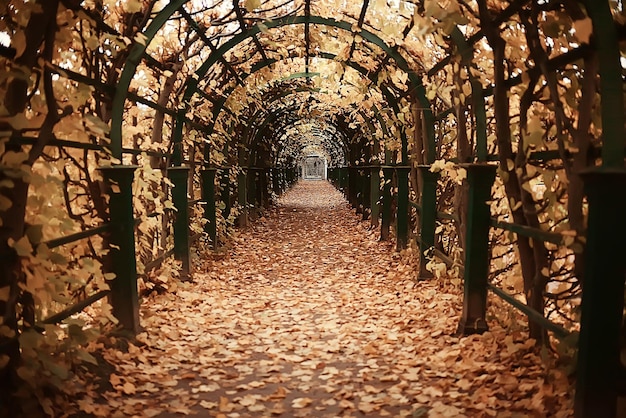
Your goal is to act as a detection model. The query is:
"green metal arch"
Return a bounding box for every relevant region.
[111,6,435,164]
[240,99,353,167]
[207,51,403,138]
[210,54,406,167]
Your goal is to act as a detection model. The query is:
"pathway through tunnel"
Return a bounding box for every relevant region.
[69,181,572,418]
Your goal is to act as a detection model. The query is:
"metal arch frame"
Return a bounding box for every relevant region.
[271,119,352,165]
[214,54,406,168]
[241,97,379,169]
[244,101,353,167]
[232,88,352,168]
[111,8,435,165]
[205,51,402,135]
[275,126,347,168]
[194,52,407,174]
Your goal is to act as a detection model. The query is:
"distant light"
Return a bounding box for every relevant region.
[621,56,626,69]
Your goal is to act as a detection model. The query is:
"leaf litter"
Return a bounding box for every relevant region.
[57,181,573,418]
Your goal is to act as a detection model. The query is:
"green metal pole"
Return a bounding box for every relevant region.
[238,169,248,227]
[362,168,371,221]
[370,167,381,228]
[260,168,269,207]
[380,167,393,241]
[220,168,231,220]
[348,167,358,209]
[396,167,410,250]
[456,164,496,334]
[271,167,280,196]
[201,168,217,250]
[574,169,626,418]
[248,168,258,214]
[583,1,625,168]
[355,168,364,215]
[168,166,191,281]
[171,111,185,167]
[417,165,438,279]
[99,165,140,334]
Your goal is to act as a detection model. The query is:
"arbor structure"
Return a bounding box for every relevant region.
[0,0,625,416]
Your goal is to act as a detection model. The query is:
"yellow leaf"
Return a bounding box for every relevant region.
[10,236,32,257]
[124,0,143,13]
[291,397,313,408]
[244,0,261,12]
[122,382,136,394]
[219,396,234,412]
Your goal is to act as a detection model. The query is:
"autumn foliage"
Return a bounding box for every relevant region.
[0,0,624,416]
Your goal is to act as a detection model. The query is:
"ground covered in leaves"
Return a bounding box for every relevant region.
[62,181,573,417]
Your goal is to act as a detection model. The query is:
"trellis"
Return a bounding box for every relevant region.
[1,1,625,417]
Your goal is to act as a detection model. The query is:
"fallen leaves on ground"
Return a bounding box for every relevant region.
[55,181,574,417]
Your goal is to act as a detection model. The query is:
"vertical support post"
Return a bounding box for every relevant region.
[99,165,140,334]
[380,167,393,241]
[280,168,286,191]
[396,167,410,250]
[201,168,217,249]
[362,167,371,221]
[260,168,269,208]
[168,166,191,281]
[574,169,626,418]
[457,163,496,335]
[348,167,358,208]
[416,166,438,279]
[248,168,258,214]
[355,168,364,215]
[171,111,185,166]
[220,168,231,220]
[238,168,248,227]
[370,166,381,228]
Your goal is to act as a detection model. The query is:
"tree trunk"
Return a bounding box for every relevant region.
[0,1,60,411]
[478,0,547,344]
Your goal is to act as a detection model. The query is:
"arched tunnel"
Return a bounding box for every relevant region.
[0,0,625,416]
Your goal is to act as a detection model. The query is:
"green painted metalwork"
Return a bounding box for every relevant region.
[181,17,427,165]
[248,169,258,210]
[220,168,231,220]
[238,169,248,227]
[172,111,185,167]
[380,167,393,241]
[280,72,321,81]
[207,52,400,139]
[490,219,563,245]
[98,165,141,334]
[361,168,371,220]
[45,224,111,249]
[416,166,438,279]
[574,169,626,418]
[487,284,570,340]
[110,0,187,160]
[457,164,496,334]
[370,167,381,228]
[168,167,191,280]
[395,167,410,250]
[583,1,625,168]
[201,169,218,249]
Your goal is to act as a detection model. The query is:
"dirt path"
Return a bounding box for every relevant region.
[69,181,573,418]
